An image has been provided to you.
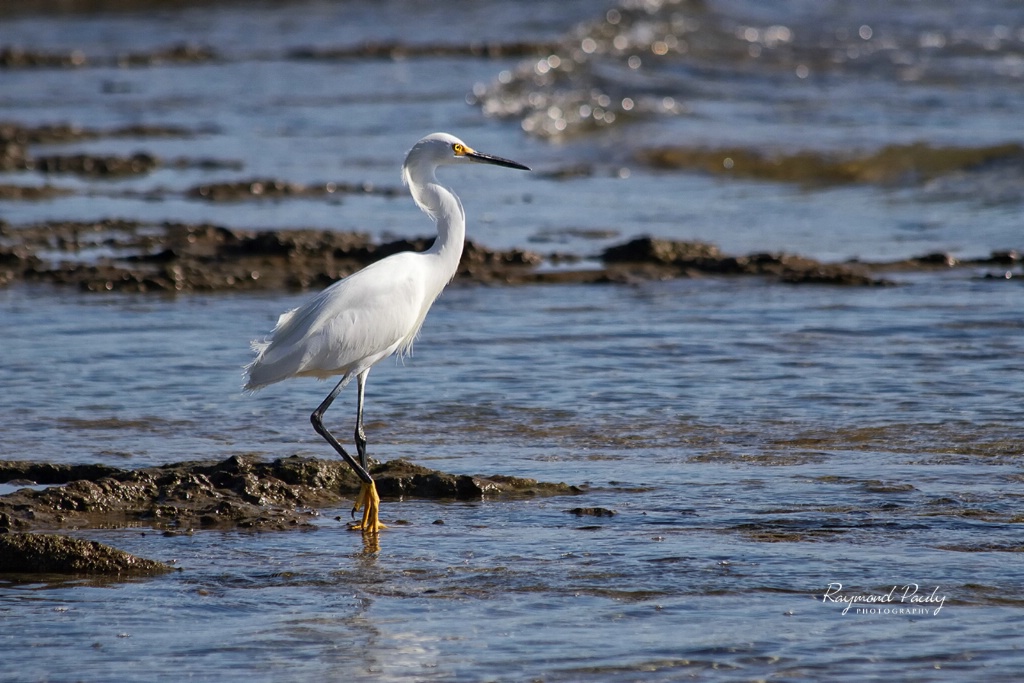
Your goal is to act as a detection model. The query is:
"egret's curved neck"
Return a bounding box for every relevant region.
[404,167,466,282]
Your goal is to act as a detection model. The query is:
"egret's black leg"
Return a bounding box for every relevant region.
[354,370,369,470]
[310,375,373,485]
[310,374,384,533]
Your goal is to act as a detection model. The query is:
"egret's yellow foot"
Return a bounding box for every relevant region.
[349,481,386,533]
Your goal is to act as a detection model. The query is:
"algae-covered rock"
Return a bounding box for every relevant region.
[601,237,892,285]
[638,142,1024,186]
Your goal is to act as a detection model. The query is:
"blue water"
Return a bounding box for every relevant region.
[2,1,1024,681]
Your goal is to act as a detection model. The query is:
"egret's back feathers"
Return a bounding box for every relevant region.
[245,253,431,390]
[244,132,528,392]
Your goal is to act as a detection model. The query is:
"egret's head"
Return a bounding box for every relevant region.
[403,132,529,184]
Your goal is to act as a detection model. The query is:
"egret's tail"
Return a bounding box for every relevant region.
[243,340,275,391]
[244,338,305,391]
[244,306,305,391]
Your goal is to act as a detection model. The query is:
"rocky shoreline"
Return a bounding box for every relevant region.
[1,80,1021,580]
[0,455,582,576]
[2,219,1020,293]
[2,116,1021,292]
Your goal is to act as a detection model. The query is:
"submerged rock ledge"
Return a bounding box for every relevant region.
[637,142,1024,186]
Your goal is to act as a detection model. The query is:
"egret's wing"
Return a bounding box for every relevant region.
[246,254,427,389]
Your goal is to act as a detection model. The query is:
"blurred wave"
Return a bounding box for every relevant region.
[473,0,1024,146]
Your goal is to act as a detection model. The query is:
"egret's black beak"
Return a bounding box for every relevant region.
[465,149,530,171]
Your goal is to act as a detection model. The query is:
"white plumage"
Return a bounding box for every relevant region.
[244,132,529,534]
[246,252,433,388]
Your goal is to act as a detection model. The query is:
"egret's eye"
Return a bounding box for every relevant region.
[452,143,465,155]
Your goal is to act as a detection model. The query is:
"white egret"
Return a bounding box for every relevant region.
[245,133,530,533]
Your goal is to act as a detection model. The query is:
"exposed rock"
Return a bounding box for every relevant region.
[637,142,1024,187]
[565,507,617,517]
[0,533,174,576]
[29,152,159,177]
[0,221,548,292]
[0,121,196,178]
[288,40,560,61]
[0,455,582,533]
[0,121,193,145]
[115,43,218,66]
[0,46,87,69]
[1,40,546,71]
[780,264,885,286]
[0,184,71,201]
[0,139,29,170]
[602,237,892,285]
[1,221,1017,291]
[0,44,217,69]
[187,179,401,201]
[603,237,722,264]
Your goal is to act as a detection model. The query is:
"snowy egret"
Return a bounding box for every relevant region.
[245,132,530,533]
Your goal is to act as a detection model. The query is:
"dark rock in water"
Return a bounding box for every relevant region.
[0,139,30,171]
[0,461,124,485]
[0,121,200,185]
[374,460,579,499]
[636,142,1024,187]
[0,244,43,286]
[288,40,560,61]
[565,507,617,517]
[0,121,193,145]
[603,237,722,265]
[188,178,401,201]
[989,250,1020,265]
[0,184,71,201]
[601,236,892,285]
[0,221,548,292]
[0,220,1008,291]
[0,533,173,576]
[115,43,218,67]
[0,43,218,69]
[29,152,160,177]
[0,46,87,69]
[909,252,959,267]
[0,455,582,533]
[780,264,890,287]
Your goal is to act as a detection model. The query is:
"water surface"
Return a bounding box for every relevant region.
[1,1,1023,681]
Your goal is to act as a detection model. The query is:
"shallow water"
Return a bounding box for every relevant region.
[4,275,1023,681]
[2,0,1024,681]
